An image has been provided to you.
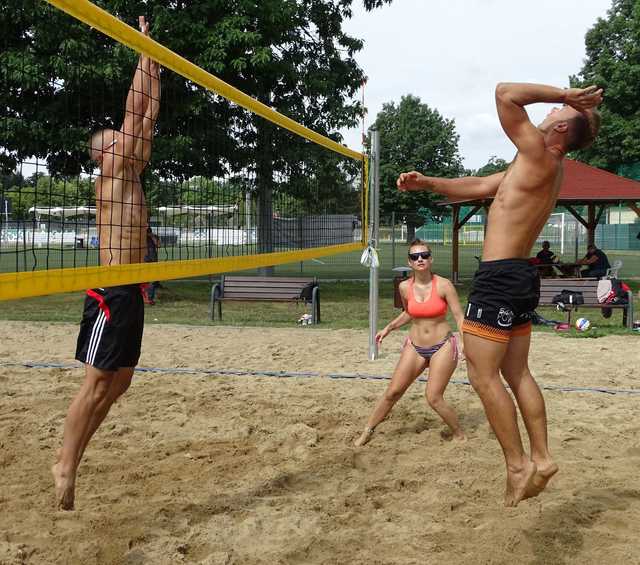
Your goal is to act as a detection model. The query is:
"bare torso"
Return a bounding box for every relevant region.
[95,152,147,265]
[400,278,452,347]
[483,152,563,260]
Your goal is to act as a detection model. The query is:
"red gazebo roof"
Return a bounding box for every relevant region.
[442,159,640,205]
[559,159,640,202]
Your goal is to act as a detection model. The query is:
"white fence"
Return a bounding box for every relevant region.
[1,229,82,247]
[0,227,258,248]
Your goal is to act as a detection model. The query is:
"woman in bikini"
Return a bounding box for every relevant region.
[355,239,466,446]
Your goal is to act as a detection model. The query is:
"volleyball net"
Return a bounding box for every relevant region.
[0,0,368,300]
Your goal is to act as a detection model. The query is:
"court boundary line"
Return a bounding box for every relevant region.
[4,361,640,396]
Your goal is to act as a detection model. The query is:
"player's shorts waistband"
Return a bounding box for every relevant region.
[477,258,531,270]
[88,284,142,294]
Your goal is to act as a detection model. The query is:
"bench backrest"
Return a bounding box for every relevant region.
[221,276,315,301]
[539,278,600,305]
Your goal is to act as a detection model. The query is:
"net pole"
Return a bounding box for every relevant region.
[368,127,381,361]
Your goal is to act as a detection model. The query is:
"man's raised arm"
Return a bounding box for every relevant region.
[120,16,153,161]
[134,57,161,173]
[397,170,505,200]
[495,82,602,156]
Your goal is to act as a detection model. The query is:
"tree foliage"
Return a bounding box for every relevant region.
[0,0,391,182]
[372,94,464,233]
[474,156,509,177]
[1,173,94,219]
[571,0,640,173]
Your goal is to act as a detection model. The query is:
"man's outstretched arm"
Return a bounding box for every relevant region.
[120,17,153,161]
[397,170,505,200]
[495,82,602,156]
[134,58,161,173]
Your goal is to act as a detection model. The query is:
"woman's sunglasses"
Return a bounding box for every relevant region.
[408,251,432,261]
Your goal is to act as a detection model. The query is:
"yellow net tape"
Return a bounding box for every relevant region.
[0,242,363,300]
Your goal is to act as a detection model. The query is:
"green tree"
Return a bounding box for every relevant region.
[571,0,640,173]
[372,94,464,241]
[1,0,392,263]
[0,0,390,178]
[474,156,509,177]
[1,173,94,220]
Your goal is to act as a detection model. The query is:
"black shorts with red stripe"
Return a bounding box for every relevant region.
[462,258,540,344]
[75,285,145,371]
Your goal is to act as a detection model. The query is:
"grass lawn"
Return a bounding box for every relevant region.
[1,278,638,337]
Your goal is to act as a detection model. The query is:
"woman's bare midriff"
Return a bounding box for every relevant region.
[409,317,452,348]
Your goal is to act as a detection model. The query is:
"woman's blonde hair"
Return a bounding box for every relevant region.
[408,238,430,251]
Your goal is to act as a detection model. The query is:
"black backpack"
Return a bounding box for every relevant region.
[552,290,584,311]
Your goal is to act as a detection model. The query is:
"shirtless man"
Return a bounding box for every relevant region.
[52,16,161,510]
[397,82,602,507]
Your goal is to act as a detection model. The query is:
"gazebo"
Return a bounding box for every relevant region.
[440,159,640,282]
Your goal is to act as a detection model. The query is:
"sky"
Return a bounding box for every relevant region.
[340,0,612,170]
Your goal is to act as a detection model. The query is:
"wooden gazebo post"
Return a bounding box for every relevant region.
[587,204,595,247]
[452,204,460,284]
[564,203,606,250]
[450,204,483,283]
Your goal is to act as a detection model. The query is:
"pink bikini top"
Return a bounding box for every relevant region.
[406,275,448,319]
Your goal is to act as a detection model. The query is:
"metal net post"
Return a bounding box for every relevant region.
[368,127,380,361]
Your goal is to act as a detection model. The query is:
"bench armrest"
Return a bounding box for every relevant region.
[210,283,223,321]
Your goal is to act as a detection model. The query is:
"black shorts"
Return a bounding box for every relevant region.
[75,285,145,371]
[462,258,540,343]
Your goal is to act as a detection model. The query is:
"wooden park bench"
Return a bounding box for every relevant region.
[539,278,634,329]
[210,275,320,324]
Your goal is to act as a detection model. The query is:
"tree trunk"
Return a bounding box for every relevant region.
[256,121,275,276]
[406,219,418,243]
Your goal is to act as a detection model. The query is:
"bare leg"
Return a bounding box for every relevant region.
[52,365,115,510]
[54,367,134,465]
[425,340,465,440]
[464,333,536,507]
[501,334,557,499]
[75,367,134,465]
[354,345,427,447]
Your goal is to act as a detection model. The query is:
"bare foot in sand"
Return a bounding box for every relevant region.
[51,463,76,510]
[453,429,467,442]
[523,460,559,500]
[504,459,537,507]
[440,429,466,442]
[354,427,375,447]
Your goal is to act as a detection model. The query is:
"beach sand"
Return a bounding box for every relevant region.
[1,321,639,564]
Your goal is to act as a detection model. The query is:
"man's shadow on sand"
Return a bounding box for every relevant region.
[526,487,640,565]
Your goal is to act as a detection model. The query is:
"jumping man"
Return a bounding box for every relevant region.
[52,16,161,510]
[397,82,602,506]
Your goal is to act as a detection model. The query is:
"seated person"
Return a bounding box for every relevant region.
[536,241,556,263]
[535,240,557,277]
[578,244,611,278]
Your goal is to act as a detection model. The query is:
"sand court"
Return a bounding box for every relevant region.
[1,321,640,564]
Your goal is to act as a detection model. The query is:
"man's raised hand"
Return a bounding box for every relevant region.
[139,16,149,35]
[137,16,160,75]
[564,85,603,111]
[397,171,428,192]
